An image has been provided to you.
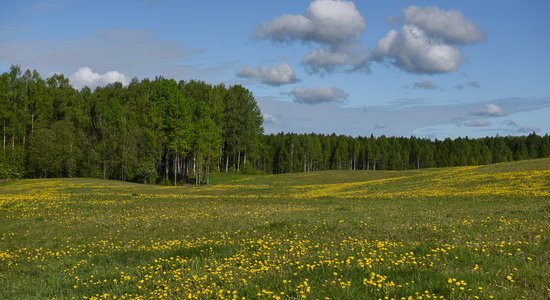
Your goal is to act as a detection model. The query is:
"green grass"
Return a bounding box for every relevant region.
[0,159,549,299]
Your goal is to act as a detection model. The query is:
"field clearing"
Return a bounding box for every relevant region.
[1,159,549,299]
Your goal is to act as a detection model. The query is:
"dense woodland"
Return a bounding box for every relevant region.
[1,66,549,183]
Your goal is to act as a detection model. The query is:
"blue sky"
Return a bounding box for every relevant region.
[1,0,549,138]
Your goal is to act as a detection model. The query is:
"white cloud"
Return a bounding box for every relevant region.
[288,86,349,105]
[413,81,438,90]
[254,0,369,74]
[373,6,483,74]
[236,63,298,86]
[254,0,365,48]
[403,6,484,45]
[471,104,504,117]
[69,67,129,89]
[373,25,461,74]
[262,113,279,125]
[301,48,369,74]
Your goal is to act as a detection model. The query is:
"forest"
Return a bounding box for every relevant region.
[1,65,549,183]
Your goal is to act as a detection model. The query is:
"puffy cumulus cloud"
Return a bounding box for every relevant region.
[254,0,365,48]
[254,3,483,75]
[262,113,279,125]
[463,120,491,127]
[236,63,298,86]
[373,6,483,74]
[403,6,484,45]
[288,86,349,105]
[254,0,369,74]
[471,103,504,117]
[70,67,129,89]
[413,81,438,90]
[373,25,461,73]
[301,48,369,74]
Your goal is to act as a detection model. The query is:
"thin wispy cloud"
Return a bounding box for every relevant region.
[519,126,540,133]
[463,120,492,127]
[503,120,519,127]
[288,86,349,105]
[468,81,481,88]
[471,104,504,117]
[413,81,438,90]
[0,29,212,81]
[262,113,279,125]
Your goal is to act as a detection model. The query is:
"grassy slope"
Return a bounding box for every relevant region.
[0,159,549,299]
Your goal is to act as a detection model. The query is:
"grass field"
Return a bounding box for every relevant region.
[1,159,549,299]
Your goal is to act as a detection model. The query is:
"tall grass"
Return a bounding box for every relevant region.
[0,159,549,299]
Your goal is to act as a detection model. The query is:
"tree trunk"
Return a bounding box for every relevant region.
[174,152,177,186]
[218,148,222,172]
[225,155,229,173]
[243,149,247,170]
[193,151,196,177]
[206,158,210,184]
[164,150,169,181]
[185,158,189,177]
[195,154,200,185]
[367,157,370,170]
[2,121,5,156]
[237,151,241,172]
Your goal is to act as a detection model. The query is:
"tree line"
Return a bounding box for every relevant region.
[1,66,549,182]
[255,133,550,173]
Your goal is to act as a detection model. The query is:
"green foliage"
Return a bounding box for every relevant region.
[0,66,264,184]
[0,156,21,179]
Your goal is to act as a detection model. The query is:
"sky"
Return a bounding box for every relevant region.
[1,0,549,139]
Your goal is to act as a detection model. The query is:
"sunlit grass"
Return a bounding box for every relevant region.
[0,159,549,299]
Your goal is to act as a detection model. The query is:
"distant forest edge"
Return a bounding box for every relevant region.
[1,66,549,183]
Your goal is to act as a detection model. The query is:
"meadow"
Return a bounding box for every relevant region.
[0,159,549,299]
